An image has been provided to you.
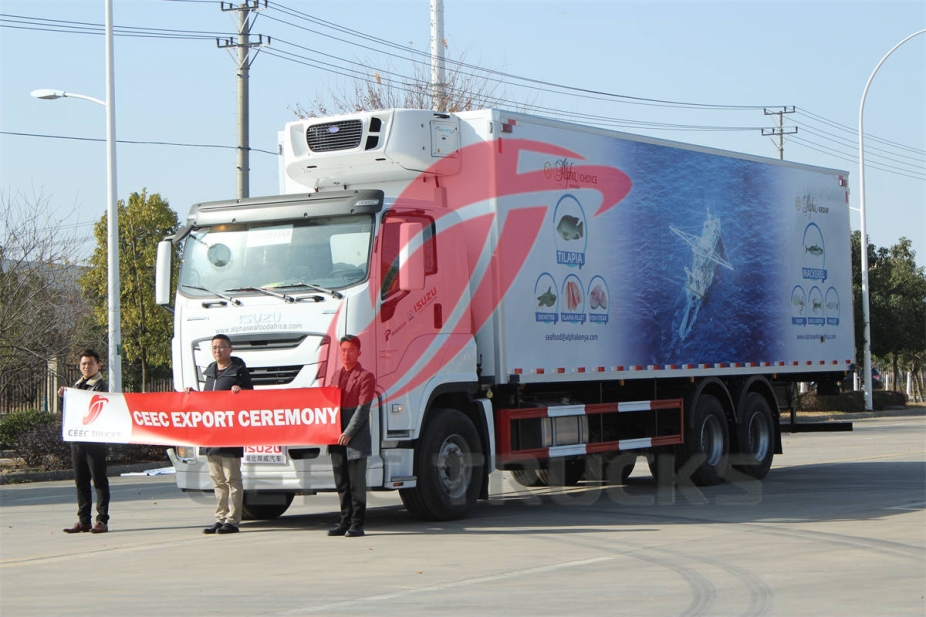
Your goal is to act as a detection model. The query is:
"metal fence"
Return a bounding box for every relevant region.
[0,363,173,415]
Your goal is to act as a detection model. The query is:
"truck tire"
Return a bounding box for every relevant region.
[537,457,584,486]
[584,453,636,484]
[399,409,484,521]
[734,393,775,479]
[677,394,729,486]
[511,467,544,487]
[241,492,294,520]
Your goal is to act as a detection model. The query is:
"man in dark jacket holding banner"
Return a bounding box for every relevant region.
[195,334,253,534]
[59,349,111,534]
[327,335,376,538]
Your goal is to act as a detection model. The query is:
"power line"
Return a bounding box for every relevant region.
[265,43,766,133]
[795,107,926,156]
[265,2,770,111]
[0,130,277,155]
[4,5,923,178]
[790,136,926,181]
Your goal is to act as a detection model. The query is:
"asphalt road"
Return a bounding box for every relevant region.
[1,415,924,617]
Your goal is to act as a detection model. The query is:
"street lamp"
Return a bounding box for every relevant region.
[857,28,925,410]
[31,88,122,393]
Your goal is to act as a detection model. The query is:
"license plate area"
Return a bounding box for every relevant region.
[243,445,287,465]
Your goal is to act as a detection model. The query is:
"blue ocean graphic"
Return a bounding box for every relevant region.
[606,141,787,366]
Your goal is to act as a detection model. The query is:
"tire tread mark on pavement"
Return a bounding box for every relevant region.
[260,556,615,616]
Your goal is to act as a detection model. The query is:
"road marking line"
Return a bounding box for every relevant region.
[270,556,615,615]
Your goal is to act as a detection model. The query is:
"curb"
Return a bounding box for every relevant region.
[796,407,926,422]
[0,462,168,485]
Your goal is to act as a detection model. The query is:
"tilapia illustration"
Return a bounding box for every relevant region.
[537,287,557,307]
[556,215,584,240]
[805,244,824,256]
[826,301,839,311]
[589,284,607,310]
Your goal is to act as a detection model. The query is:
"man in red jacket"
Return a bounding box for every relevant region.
[327,335,376,538]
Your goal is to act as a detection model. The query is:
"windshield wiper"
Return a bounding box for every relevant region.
[227,286,327,303]
[181,285,242,306]
[287,282,344,299]
[225,286,307,303]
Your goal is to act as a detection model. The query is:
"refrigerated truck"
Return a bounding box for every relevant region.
[156,108,854,520]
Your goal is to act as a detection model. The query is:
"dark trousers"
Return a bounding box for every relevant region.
[329,446,367,527]
[71,442,110,524]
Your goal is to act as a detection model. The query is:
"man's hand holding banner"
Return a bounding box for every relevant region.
[61,387,342,447]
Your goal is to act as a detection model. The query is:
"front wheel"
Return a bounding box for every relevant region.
[241,492,294,520]
[400,409,484,521]
[734,393,775,479]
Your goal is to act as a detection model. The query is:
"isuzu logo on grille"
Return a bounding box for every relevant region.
[328,126,340,134]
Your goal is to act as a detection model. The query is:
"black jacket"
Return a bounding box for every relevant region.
[199,356,253,458]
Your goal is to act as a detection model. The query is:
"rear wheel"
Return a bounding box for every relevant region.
[734,393,775,479]
[241,492,294,520]
[677,394,730,486]
[400,409,484,521]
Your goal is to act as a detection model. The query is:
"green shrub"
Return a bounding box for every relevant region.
[15,422,71,469]
[111,444,170,465]
[798,389,908,412]
[0,409,56,449]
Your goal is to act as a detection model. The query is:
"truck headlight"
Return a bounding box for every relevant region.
[174,446,197,463]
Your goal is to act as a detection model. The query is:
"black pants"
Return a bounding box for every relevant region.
[71,443,110,524]
[329,446,367,526]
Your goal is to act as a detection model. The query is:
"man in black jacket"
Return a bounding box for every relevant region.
[59,349,111,534]
[195,334,253,534]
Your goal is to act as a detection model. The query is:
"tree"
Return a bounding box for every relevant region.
[293,47,525,117]
[81,189,179,392]
[851,231,926,391]
[0,189,92,408]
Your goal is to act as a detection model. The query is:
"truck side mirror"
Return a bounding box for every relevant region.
[398,222,425,291]
[155,240,173,305]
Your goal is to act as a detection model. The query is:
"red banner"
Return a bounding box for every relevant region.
[62,387,342,447]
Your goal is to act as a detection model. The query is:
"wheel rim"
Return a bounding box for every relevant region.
[747,412,771,462]
[700,414,724,467]
[437,435,472,499]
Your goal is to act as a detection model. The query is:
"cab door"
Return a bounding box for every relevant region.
[375,209,441,432]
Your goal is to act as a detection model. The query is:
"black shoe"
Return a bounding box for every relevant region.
[203,522,223,535]
[216,523,239,534]
[344,524,364,537]
[327,524,350,537]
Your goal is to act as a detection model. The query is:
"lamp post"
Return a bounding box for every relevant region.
[857,28,925,411]
[31,89,122,392]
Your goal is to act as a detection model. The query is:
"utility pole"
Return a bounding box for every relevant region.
[762,106,797,160]
[218,1,269,200]
[430,0,446,110]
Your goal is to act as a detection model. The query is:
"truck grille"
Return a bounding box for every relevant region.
[248,365,304,386]
[306,120,363,152]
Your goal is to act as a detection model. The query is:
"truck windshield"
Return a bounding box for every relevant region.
[178,215,373,297]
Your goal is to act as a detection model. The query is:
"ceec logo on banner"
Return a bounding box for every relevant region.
[83,394,109,425]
